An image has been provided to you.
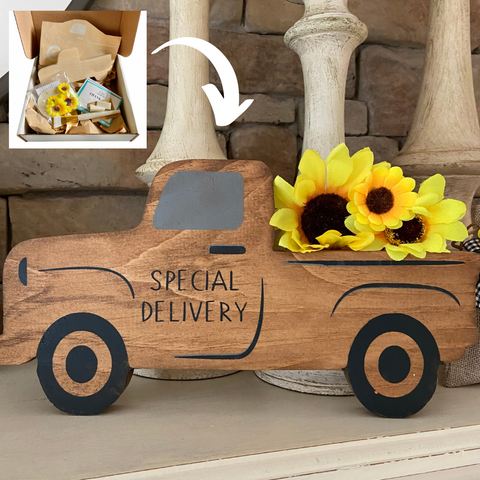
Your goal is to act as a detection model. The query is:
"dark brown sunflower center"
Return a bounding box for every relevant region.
[301,193,350,244]
[385,215,425,245]
[65,98,72,106]
[53,105,61,112]
[366,187,394,214]
[61,86,68,91]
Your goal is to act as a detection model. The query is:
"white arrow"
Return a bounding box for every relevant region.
[152,37,254,127]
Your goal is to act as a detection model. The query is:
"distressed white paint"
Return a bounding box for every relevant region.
[135,0,225,187]
[284,0,367,160]
[255,0,367,396]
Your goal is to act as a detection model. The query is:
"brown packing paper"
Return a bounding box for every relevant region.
[25,99,59,135]
[38,48,113,84]
[96,113,129,134]
[67,120,105,135]
[39,19,121,67]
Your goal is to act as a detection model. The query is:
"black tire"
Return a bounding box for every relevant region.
[346,313,440,418]
[37,312,131,415]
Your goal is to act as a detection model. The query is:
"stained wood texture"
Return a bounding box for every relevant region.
[284,0,367,159]
[1,159,479,376]
[38,48,112,83]
[135,0,225,187]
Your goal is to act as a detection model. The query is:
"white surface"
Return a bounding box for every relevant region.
[3,363,480,480]
[8,10,147,149]
[0,0,71,78]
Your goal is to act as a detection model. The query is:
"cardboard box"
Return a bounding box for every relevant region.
[14,10,141,143]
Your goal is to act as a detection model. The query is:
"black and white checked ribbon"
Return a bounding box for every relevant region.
[463,236,480,307]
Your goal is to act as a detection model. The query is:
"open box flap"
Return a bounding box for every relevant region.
[14,10,141,60]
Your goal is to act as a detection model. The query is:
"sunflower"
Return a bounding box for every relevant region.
[270,144,376,253]
[346,162,417,232]
[59,92,79,112]
[58,83,70,94]
[45,96,68,117]
[345,174,468,260]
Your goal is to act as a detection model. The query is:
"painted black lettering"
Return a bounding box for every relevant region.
[183,302,187,321]
[178,269,186,291]
[235,302,247,322]
[230,271,239,291]
[220,302,232,322]
[205,271,209,291]
[170,302,180,322]
[142,302,152,322]
[155,300,164,322]
[166,271,176,290]
[190,302,202,322]
[150,270,162,291]
[206,300,214,322]
[211,271,227,291]
[192,271,203,291]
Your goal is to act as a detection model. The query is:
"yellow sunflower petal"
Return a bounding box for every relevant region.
[347,201,358,215]
[368,212,383,225]
[428,222,468,242]
[392,177,416,195]
[418,174,445,201]
[396,192,417,207]
[412,206,431,217]
[298,149,326,188]
[372,167,389,189]
[317,230,342,246]
[356,213,370,225]
[278,231,302,252]
[274,176,301,210]
[362,236,388,252]
[348,232,375,251]
[354,182,370,197]
[325,143,354,190]
[383,166,404,189]
[414,192,438,208]
[402,243,424,254]
[294,178,316,205]
[340,147,374,194]
[428,199,466,224]
[385,244,408,261]
[345,214,359,234]
[269,208,299,231]
[421,233,444,252]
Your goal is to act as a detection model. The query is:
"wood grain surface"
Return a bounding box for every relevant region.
[1,160,479,375]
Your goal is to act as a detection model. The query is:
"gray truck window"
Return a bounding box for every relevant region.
[153,171,244,230]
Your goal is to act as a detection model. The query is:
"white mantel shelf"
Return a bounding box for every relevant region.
[1,363,480,479]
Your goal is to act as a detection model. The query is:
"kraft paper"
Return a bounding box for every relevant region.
[39,19,121,68]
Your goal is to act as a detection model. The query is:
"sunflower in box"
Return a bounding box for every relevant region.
[345,174,469,260]
[45,96,68,117]
[347,162,418,232]
[58,83,70,94]
[270,144,376,252]
[59,91,79,112]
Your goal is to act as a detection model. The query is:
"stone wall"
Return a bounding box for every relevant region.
[1,0,480,309]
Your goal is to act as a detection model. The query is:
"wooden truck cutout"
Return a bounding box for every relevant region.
[1,160,480,417]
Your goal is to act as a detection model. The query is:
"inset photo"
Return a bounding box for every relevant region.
[9,9,146,149]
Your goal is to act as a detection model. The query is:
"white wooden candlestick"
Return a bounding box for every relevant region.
[255,0,367,396]
[135,0,233,381]
[135,0,226,187]
[395,0,480,387]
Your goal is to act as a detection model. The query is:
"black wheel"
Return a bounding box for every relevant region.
[37,312,132,415]
[346,313,440,418]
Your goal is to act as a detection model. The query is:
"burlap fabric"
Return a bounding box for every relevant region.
[443,201,480,387]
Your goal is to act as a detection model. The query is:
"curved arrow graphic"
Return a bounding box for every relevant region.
[152,37,254,127]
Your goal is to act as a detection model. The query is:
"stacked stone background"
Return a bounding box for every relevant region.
[2,0,480,309]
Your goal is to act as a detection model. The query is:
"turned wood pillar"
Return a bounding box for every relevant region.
[134,0,234,381]
[135,0,226,187]
[395,0,480,226]
[255,0,367,396]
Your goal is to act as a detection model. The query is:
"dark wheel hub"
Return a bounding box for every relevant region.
[378,345,411,384]
[66,345,98,383]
